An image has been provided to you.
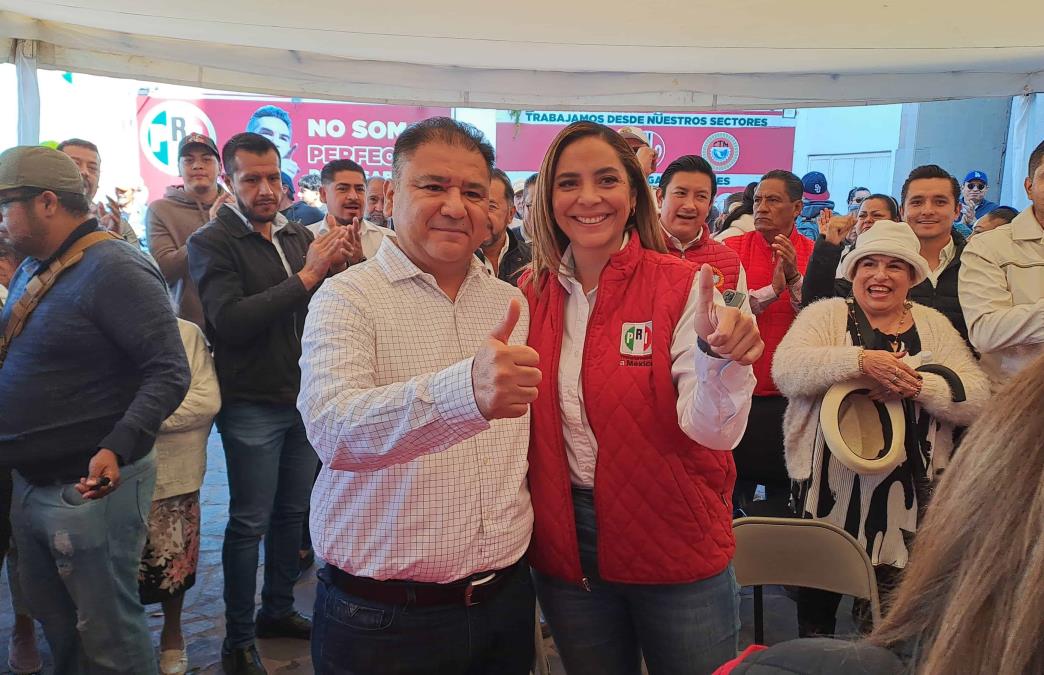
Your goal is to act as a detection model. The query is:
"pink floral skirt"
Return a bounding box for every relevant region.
[138,491,201,604]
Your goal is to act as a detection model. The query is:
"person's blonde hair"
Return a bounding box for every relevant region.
[868,355,1044,674]
[526,122,665,289]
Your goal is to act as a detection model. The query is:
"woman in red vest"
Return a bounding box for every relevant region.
[521,121,762,675]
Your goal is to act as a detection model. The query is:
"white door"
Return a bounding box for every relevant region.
[805,152,893,204]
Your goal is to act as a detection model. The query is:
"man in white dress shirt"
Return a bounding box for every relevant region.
[308,159,393,262]
[298,117,541,674]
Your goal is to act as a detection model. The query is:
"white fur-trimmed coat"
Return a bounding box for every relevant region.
[771,298,989,481]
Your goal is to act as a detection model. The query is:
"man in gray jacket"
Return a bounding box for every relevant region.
[147,133,229,328]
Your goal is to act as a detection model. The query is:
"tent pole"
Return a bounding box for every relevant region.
[15,39,41,145]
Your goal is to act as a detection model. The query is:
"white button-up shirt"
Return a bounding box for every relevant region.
[307,216,392,260]
[297,237,532,583]
[925,237,956,287]
[227,205,292,275]
[556,237,756,488]
[959,206,1044,387]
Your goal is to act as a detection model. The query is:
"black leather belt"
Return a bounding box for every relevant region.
[323,562,518,607]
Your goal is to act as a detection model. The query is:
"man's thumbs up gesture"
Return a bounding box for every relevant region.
[472,299,542,420]
[692,264,764,366]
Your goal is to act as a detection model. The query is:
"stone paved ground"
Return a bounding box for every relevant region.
[0,429,852,674]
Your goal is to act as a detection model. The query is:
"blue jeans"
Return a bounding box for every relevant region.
[311,562,535,674]
[218,401,319,648]
[534,487,739,675]
[11,452,158,675]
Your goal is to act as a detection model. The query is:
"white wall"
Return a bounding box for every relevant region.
[791,104,902,196]
[0,64,18,151]
[453,108,498,149]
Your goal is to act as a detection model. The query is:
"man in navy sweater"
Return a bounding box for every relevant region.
[0,146,190,675]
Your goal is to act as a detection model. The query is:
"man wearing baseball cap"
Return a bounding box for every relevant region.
[0,146,190,674]
[796,171,835,240]
[955,170,999,237]
[618,126,658,177]
[147,132,228,328]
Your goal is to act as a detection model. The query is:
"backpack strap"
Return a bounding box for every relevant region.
[0,230,119,368]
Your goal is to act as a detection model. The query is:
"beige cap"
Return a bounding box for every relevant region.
[0,146,86,194]
[617,126,649,146]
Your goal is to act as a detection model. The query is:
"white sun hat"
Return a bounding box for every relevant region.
[840,220,931,286]
[820,376,907,475]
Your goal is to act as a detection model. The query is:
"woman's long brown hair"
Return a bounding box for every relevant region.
[867,355,1044,674]
[525,122,665,290]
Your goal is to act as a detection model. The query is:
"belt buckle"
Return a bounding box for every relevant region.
[463,572,496,607]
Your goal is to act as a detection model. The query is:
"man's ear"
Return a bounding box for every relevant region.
[384,179,395,218]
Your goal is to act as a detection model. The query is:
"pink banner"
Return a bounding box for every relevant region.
[136,96,450,198]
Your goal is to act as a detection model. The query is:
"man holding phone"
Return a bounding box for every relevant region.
[0,146,190,674]
[147,132,227,329]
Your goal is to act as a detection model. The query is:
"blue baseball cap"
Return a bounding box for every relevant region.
[801,171,830,200]
[964,170,988,185]
[280,171,294,192]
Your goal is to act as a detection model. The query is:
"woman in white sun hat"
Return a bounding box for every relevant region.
[771,220,988,638]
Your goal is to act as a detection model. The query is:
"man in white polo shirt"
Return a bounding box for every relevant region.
[298,118,539,674]
[960,139,1044,387]
[308,159,393,262]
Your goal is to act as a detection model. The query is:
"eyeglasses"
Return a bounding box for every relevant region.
[0,190,44,213]
[967,182,986,191]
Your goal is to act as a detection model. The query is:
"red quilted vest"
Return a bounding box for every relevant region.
[665,226,743,293]
[522,235,736,586]
[723,228,814,396]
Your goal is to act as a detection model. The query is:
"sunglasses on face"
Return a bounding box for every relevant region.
[967,182,986,190]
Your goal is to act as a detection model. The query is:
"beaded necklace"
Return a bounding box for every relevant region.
[847,298,912,353]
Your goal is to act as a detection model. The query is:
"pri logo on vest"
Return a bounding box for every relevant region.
[620,322,653,366]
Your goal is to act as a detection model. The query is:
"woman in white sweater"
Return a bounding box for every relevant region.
[772,221,988,638]
[139,319,221,675]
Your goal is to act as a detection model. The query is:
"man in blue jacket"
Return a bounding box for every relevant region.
[0,146,190,675]
[796,171,835,239]
[954,169,999,237]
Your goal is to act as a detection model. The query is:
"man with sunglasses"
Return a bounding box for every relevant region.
[0,146,189,675]
[955,170,999,237]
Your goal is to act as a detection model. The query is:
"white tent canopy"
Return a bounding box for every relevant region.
[1,1,1042,110]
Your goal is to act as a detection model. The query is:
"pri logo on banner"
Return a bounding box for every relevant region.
[140,102,217,176]
[701,131,740,172]
[620,321,653,357]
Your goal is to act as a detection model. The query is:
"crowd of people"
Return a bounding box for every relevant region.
[0,114,1041,675]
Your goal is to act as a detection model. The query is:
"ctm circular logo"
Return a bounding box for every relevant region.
[139,101,216,175]
[701,131,740,172]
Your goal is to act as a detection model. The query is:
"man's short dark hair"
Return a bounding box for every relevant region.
[658,155,718,198]
[760,169,804,202]
[321,159,367,185]
[901,165,960,206]
[56,138,100,158]
[989,206,1020,224]
[392,117,494,182]
[56,189,91,216]
[1028,139,1044,180]
[247,105,292,136]
[298,173,322,192]
[221,132,280,175]
[491,168,513,204]
[524,172,539,191]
